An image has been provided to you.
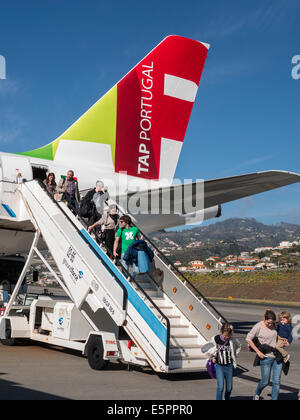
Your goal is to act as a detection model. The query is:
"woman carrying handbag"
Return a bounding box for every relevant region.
[204,323,241,400]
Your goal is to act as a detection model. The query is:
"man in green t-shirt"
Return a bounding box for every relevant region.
[114,215,140,276]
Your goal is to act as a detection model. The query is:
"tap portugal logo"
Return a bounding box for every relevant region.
[137,61,154,175]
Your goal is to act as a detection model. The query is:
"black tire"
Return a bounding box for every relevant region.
[0,328,16,346]
[86,336,109,371]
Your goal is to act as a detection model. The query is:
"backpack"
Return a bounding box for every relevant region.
[137,250,151,273]
[79,189,95,218]
[79,200,91,218]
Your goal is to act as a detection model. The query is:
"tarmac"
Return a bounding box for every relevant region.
[0,300,299,401]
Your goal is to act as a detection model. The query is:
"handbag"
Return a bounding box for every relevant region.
[206,359,216,379]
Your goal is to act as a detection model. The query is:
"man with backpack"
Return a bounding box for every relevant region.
[113,215,140,276]
[57,170,80,214]
[79,186,98,226]
[79,181,108,227]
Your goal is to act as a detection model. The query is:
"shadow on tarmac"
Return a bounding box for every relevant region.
[230,392,299,400]
[159,365,300,399]
[0,373,68,400]
[158,371,211,381]
[235,370,300,400]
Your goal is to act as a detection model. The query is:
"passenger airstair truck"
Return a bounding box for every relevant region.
[0,162,226,373]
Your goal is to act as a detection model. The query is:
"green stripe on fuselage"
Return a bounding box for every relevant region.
[19,142,54,160]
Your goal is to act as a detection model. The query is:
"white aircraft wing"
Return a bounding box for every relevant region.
[116,170,300,232]
[203,170,300,209]
[121,170,300,215]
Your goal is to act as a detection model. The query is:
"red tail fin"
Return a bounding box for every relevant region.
[115,35,209,182]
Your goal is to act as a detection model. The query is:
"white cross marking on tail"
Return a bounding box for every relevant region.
[164,74,198,102]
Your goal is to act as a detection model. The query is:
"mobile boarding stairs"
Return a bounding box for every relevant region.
[0,179,226,373]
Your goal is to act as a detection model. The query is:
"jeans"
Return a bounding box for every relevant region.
[63,193,79,215]
[121,253,139,277]
[216,363,233,400]
[255,357,283,400]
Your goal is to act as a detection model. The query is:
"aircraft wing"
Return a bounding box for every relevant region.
[118,170,300,232]
[203,170,300,208]
[120,170,300,215]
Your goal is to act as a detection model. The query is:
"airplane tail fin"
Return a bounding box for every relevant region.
[20,36,209,183]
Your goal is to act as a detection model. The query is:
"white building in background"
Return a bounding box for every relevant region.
[240,252,250,257]
[254,247,273,253]
[178,267,192,272]
[279,241,293,248]
[215,262,227,269]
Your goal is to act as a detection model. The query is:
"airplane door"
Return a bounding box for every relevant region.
[0,155,33,182]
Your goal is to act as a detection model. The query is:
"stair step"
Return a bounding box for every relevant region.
[156,305,173,310]
[168,316,182,326]
[171,333,197,338]
[151,306,174,316]
[137,282,155,290]
[134,276,153,284]
[150,299,172,310]
[171,325,190,334]
[169,343,203,358]
[170,334,199,346]
[170,348,203,358]
[168,357,208,371]
[168,365,207,373]
[143,288,164,298]
[171,324,189,328]
[170,344,203,350]
[169,355,207,361]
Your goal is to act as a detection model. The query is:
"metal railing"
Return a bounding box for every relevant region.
[116,209,228,325]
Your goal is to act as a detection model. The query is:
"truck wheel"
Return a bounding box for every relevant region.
[0,329,16,346]
[87,336,109,370]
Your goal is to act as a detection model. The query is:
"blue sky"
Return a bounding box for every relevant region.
[0,0,300,227]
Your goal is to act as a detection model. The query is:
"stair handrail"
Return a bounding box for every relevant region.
[109,196,227,323]
[129,220,228,324]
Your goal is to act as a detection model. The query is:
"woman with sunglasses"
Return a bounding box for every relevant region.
[246,309,287,400]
